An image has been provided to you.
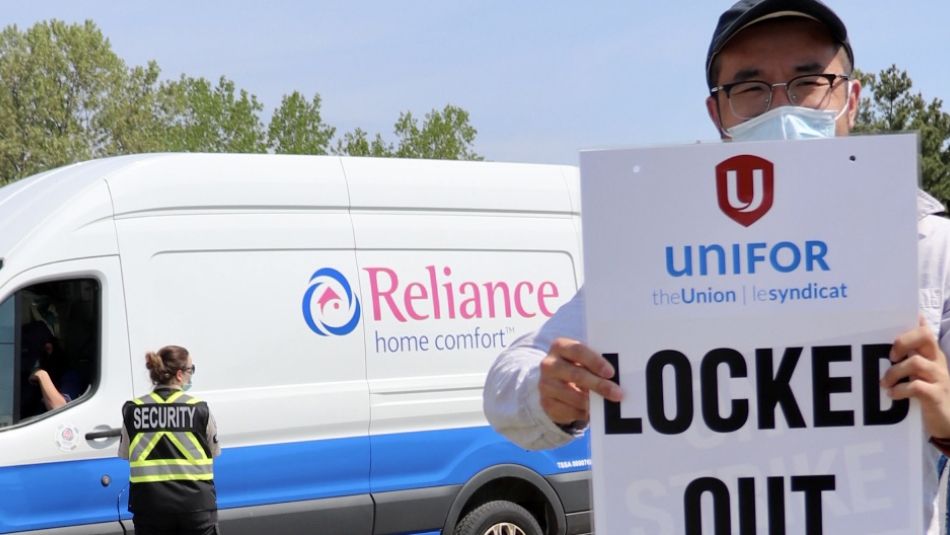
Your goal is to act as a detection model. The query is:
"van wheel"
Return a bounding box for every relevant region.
[454,500,543,535]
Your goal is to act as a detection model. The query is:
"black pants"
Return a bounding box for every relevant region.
[132,510,219,535]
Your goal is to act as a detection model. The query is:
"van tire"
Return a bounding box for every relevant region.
[454,500,543,535]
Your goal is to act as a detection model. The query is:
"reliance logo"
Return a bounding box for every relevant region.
[716,154,774,227]
[303,265,562,337]
[302,268,362,336]
[364,265,559,322]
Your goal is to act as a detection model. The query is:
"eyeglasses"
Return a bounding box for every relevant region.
[710,73,851,120]
[183,365,196,375]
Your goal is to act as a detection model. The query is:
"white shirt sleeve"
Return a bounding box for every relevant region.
[913,198,950,534]
[118,425,130,460]
[484,288,588,450]
[208,412,221,457]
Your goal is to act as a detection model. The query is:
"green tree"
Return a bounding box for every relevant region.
[333,128,394,157]
[267,91,336,155]
[0,20,485,185]
[99,61,167,155]
[335,104,483,160]
[854,65,950,206]
[0,20,126,183]
[393,104,482,160]
[158,75,267,154]
[0,20,272,183]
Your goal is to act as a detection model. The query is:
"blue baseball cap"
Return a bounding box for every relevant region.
[706,0,853,89]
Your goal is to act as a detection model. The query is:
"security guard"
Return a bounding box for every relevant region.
[119,345,221,535]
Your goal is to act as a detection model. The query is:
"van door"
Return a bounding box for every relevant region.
[0,259,133,534]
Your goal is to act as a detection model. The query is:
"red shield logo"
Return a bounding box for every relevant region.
[715,155,774,227]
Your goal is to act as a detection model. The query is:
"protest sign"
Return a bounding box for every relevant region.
[581,134,921,534]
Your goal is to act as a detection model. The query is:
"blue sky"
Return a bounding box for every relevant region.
[6,1,950,165]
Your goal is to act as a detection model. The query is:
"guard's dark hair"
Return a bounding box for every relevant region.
[145,345,190,385]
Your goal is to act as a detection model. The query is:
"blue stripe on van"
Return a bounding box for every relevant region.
[215,432,371,509]
[369,425,590,492]
[0,426,588,532]
[0,456,129,531]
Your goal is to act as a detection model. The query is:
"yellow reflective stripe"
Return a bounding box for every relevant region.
[132,398,145,405]
[130,457,214,481]
[165,432,196,461]
[131,430,207,462]
[149,392,164,404]
[164,391,185,404]
[135,431,166,462]
[130,473,214,483]
[129,432,149,459]
[169,431,206,460]
[131,458,213,467]
[129,432,145,453]
[186,397,201,405]
[185,433,208,460]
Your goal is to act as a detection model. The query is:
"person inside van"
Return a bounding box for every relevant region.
[29,338,85,411]
[483,0,950,532]
[23,322,84,414]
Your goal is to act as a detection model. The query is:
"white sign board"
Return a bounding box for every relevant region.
[581,134,921,534]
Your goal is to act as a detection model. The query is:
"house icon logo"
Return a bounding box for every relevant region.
[302,268,362,336]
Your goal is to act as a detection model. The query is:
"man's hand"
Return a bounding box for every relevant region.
[880,318,950,439]
[538,337,624,426]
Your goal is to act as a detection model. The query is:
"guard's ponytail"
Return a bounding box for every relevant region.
[145,345,190,385]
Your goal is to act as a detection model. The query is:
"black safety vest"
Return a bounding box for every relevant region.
[122,388,216,513]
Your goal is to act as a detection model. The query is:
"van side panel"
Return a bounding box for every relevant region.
[344,158,588,533]
[114,218,372,516]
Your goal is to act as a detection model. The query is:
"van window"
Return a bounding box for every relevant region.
[0,279,100,427]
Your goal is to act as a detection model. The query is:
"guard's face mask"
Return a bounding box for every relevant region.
[725,106,838,141]
[181,367,194,391]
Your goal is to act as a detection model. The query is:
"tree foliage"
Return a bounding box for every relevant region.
[268,92,335,155]
[0,20,125,183]
[334,128,393,157]
[334,104,483,161]
[392,105,482,160]
[99,61,167,155]
[159,75,267,154]
[854,65,950,207]
[0,20,484,184]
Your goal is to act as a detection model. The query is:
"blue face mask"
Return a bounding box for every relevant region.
[726,105,839,142]
[182,368,194,391]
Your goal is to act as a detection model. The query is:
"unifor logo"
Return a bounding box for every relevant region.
[715,154,774,227]
[302,268,361,336]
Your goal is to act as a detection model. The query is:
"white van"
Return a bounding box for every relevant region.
[0,154,591,535]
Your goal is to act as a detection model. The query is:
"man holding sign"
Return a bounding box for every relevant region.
[484,0,950,532]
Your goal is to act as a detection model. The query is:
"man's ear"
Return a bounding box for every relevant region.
[846,78,862,129]
[706,95,728,140]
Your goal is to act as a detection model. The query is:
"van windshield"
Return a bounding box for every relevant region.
[0,279,100,427]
